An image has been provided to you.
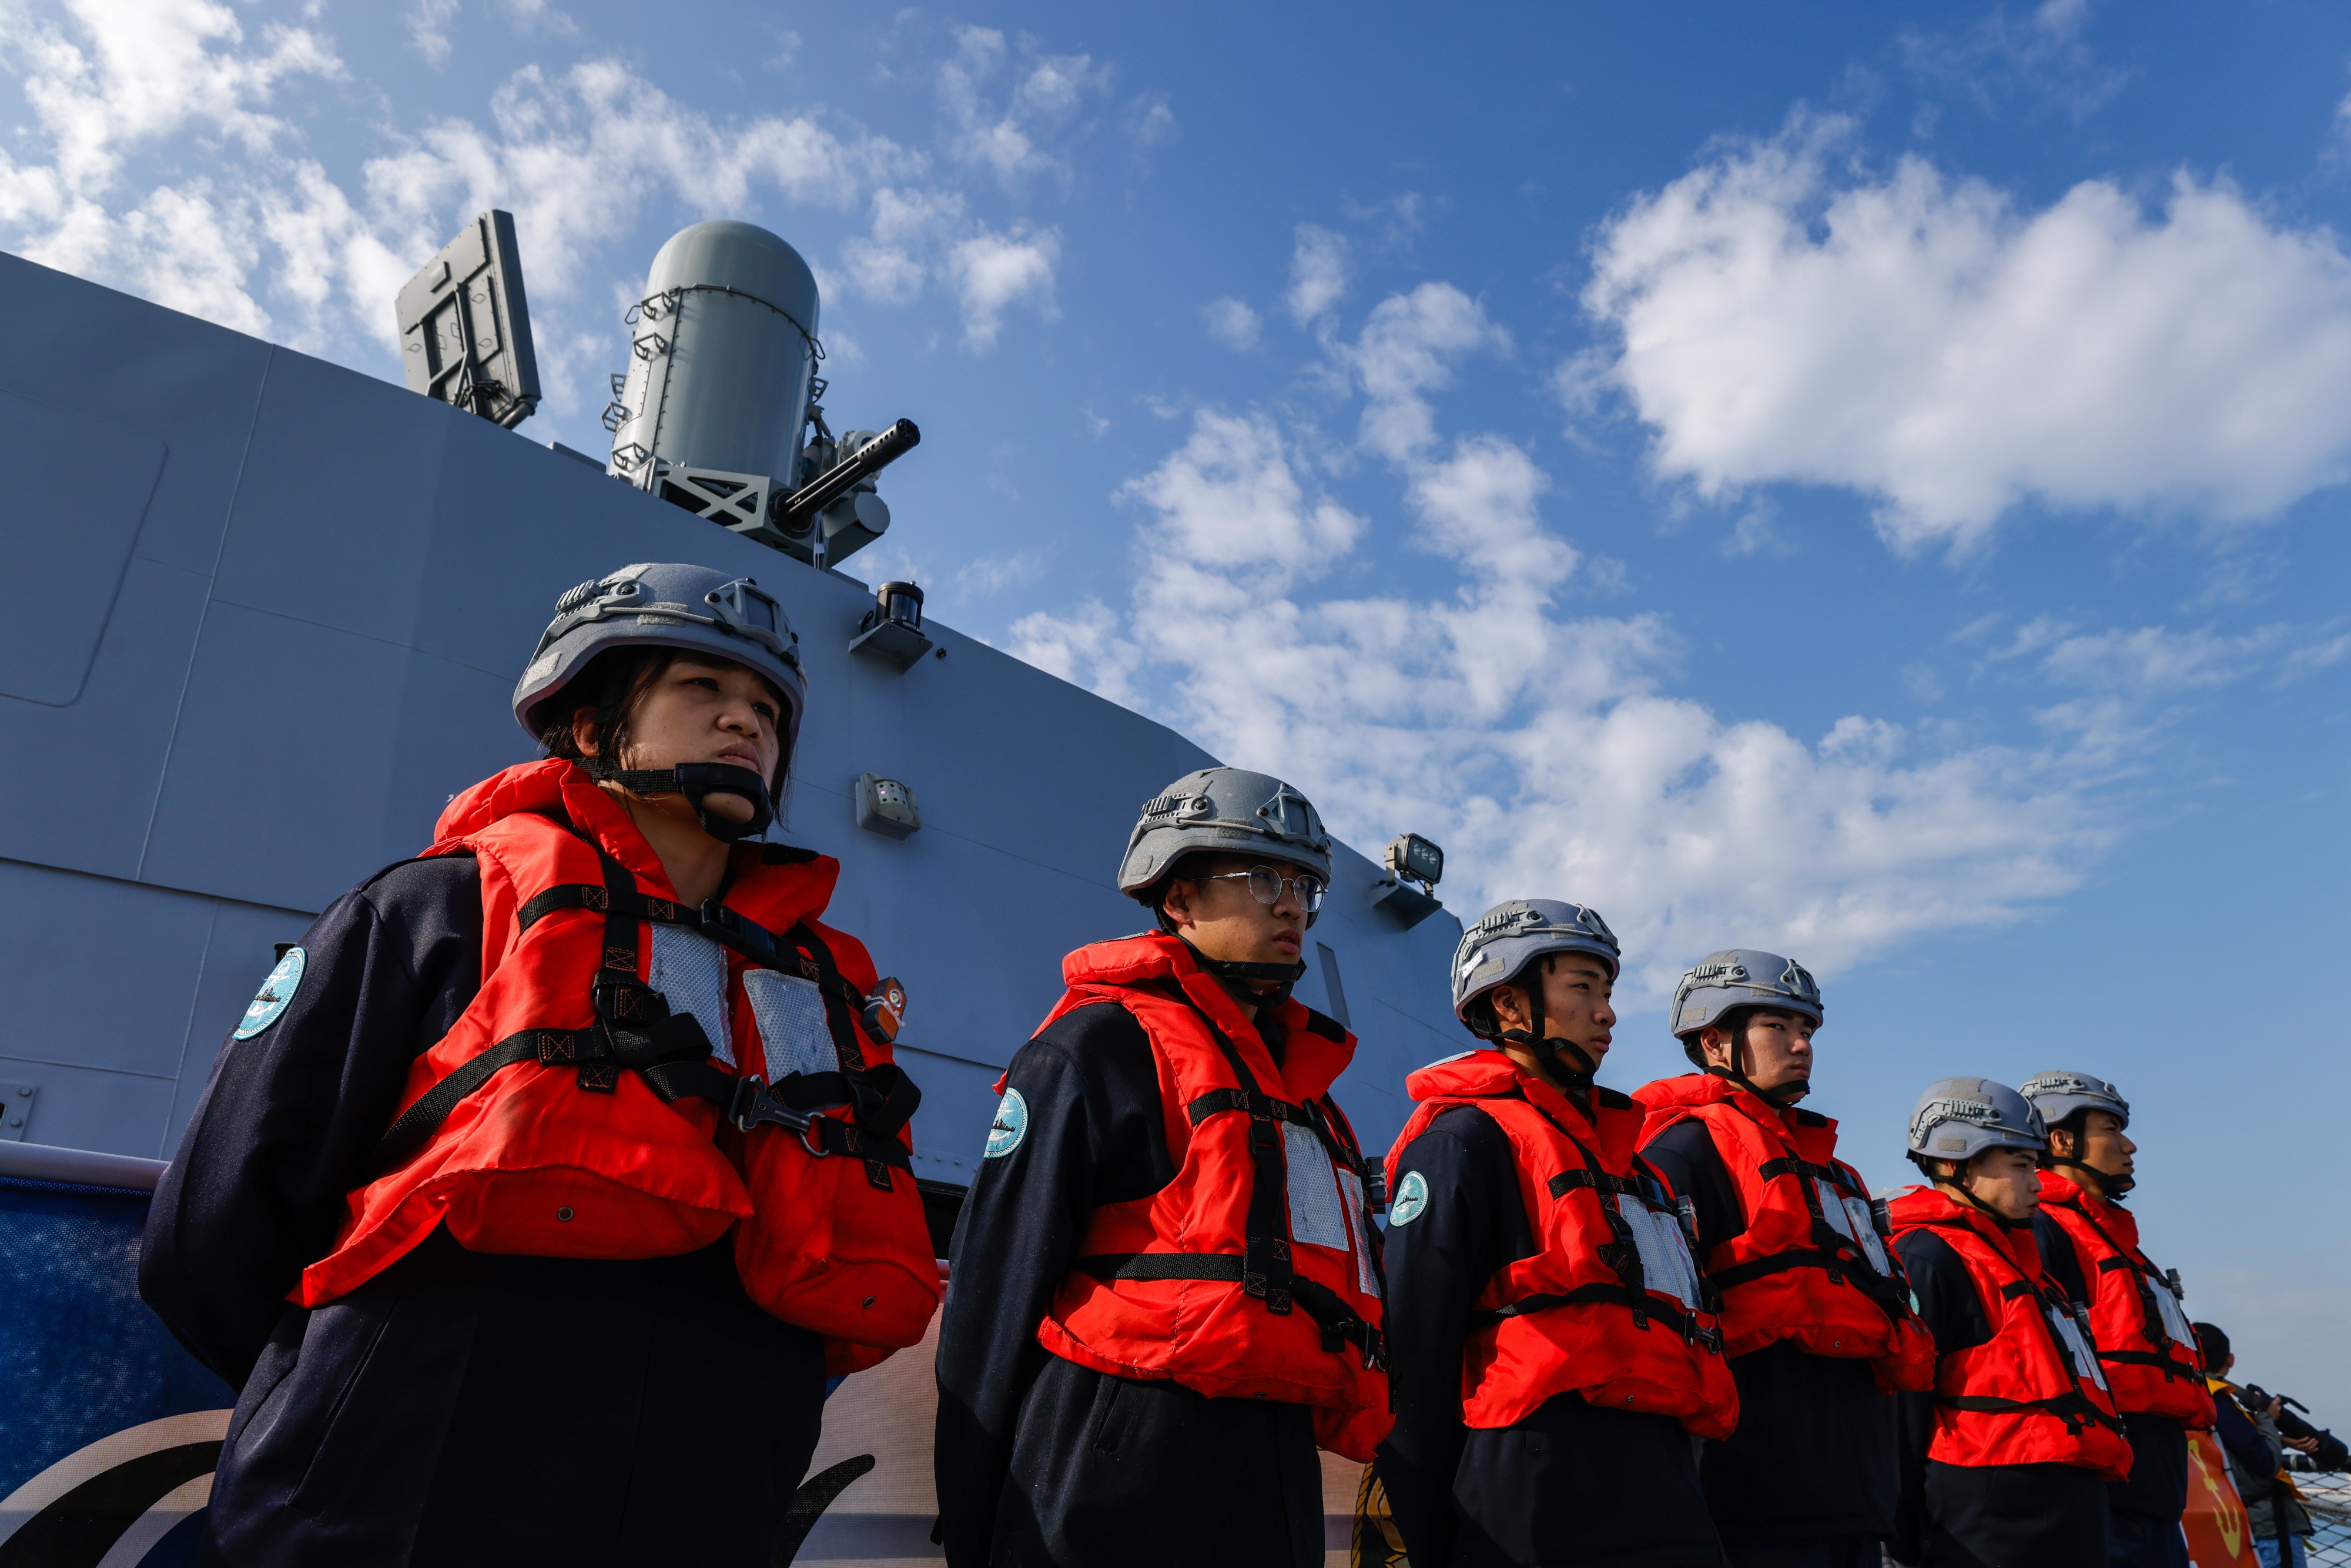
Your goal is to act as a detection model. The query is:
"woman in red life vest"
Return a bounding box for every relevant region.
[1887,1077,2133,1568]
[142,562,938,1568]
[1378,900,1737,1568]
[1635,950,1935,1568]
[933,768,1388,1568]
[2018,1070,2213,1568]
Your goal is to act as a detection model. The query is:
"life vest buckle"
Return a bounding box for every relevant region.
[728,1075,814,1136]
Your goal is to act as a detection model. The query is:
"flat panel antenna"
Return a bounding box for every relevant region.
[396,210,541,430]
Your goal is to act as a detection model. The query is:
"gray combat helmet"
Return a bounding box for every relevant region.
[1907,1077,2047,1164]
[1670,949,1823,1067]
[513,562,807,752]
[2020,1070,2130,1132]
[1117,768,1334,897]
[1452,900,1621,1030]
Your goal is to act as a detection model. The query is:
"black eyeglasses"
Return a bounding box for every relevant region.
[1195,865,1326,913]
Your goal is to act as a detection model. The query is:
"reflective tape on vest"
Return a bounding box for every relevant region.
[744,970,839,1080]
[2150,1274,2196,1349]
[1617,1192,1704,1311]
[1284,1121,1351,1251]
[1336,1167,1380,1298]
[2048,1304,2112,1393]
[1813,1178,1894,1276]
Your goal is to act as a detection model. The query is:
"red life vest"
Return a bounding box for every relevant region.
[1633,1074,1935,1391]
[1388,1052,1739,1440]
[1032,932,1391,1462]
[297,760,942,1372]
[1886,1187,2133,1480]
[2036,1170,2215,1429]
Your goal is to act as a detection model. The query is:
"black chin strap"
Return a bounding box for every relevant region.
[1496,979,1596,1091]
[1703,1018,1808,1107]
[585,759,773,842]
[1706,1063,1809,1108]
[1180,939,1307,1005]
[2049,1155,2132,1199]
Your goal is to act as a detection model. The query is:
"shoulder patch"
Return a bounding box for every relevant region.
[761,842,822,865]
[984,1087,1029,1158]
[235,946,306,1040]
[1594,1084,1636,1110]
[1301,1007,1347,1042]
[1389,1170,1431,1225]
[1794,1107,1830,1126]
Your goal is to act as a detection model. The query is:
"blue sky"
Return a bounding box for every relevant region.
[6,0,2349,1409]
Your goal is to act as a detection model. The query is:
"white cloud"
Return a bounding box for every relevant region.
[1899,0,2126,123]
[938,26,1109,190]
[1582,113,2351,554]
[1124,91,1178,151]
[407,0,458,65]
[839,184,963,304]
[954,553,1041,598]
[1344,281,1509,460]
[1992,618,2350,693]
[946,223,1059,349]
[1201,294,1260,351]
[1017,289,2115,988]
[1286,222,1349,323]
[0,4,917,365]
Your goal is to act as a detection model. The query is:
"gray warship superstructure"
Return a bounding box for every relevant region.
[0,216,1463,1563]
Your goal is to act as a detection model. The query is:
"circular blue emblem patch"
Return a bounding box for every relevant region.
[1389,1170,1431,1226]
[235,947,306,1040]
[984,1088,1029,1159]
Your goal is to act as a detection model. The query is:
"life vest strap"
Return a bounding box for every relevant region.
[1077,1251,1386,1368]
[2099,1348,2201,1379]
[1757,1154,1853,1190]
[1472,1282,1724,1352]
[1710,1246,1910,1305]
[371,834,921,1188]
[1940,1391,2124,1436]
[1545,1167,1652,1201]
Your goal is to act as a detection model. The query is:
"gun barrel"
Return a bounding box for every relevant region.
[774,418,920,533]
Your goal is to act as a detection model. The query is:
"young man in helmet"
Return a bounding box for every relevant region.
[1633,952,1934,1568]
[1886,1078,2133,1568]
[2020,1071,2213,1568]
[1378,900,1736,1568]
[142,563,938,1566]
[934,768,1388,1568]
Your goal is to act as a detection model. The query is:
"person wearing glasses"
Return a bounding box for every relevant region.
[1376,901,1737,1568]
[935,767,1389,1568]
[142,562,939,1566]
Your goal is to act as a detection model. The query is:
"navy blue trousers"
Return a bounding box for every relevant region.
[202,1231,826,1567]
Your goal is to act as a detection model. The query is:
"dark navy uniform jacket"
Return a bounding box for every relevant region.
[1640,1116,1899,1549]
[935,997,1326,1568]
[1889,1220,2109,1568]
[1378,1101,1723,1568]
[142,856,825,1568]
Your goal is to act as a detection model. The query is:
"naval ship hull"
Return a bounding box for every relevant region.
[0,250,1462,1563]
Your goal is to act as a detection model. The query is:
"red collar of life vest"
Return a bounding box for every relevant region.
[1886,1185,2133,1477]
[1633,1070,1834,1147]
[1034,927,1388,1459]
[1404,1048,1645,1165]
[1887,1184,2045,1275]
[1631,1074,1934,1386]
[433,759,840,924]
[1052,930,1356,1103]
[2035,1170,2215,1426]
